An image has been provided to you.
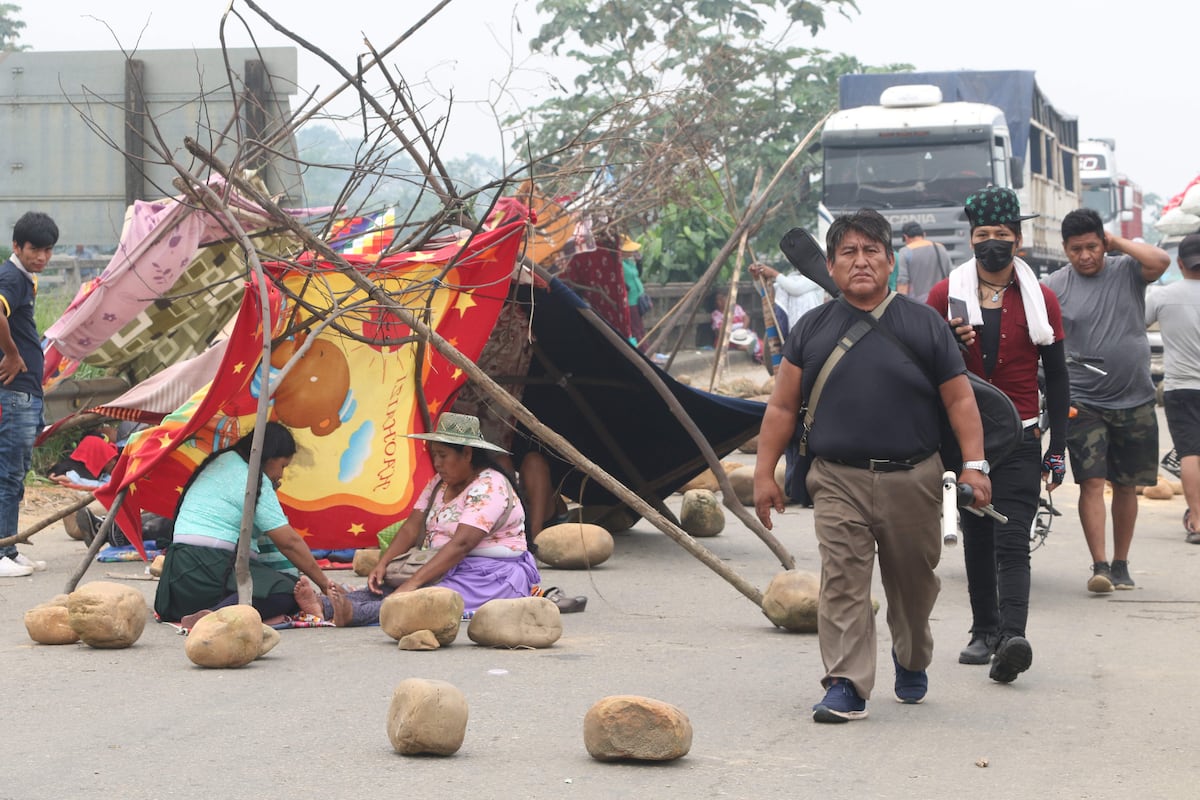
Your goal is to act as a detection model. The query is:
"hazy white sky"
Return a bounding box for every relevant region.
[15,0,1199,199]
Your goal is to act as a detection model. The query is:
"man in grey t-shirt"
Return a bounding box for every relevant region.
[1043,208,1169,593]
[1145,233,1200,543]
[896,222,951,304]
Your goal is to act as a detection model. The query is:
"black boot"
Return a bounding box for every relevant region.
[958,632,999,665]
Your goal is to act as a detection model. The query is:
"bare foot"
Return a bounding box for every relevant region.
[328,583,354,627]
[180,609,211,631]
[293,578,324,619]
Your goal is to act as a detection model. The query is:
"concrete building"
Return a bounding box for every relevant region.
[0,47,302,249]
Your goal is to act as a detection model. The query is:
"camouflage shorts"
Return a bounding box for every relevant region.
[1066,401,1159,487]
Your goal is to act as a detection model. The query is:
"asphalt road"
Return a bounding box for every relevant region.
[3,412,1197,799]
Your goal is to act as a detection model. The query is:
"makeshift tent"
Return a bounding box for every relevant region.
[93,220,524,557]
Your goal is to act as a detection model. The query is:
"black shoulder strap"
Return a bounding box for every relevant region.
[837,295,939,389]
[799,293,897,453]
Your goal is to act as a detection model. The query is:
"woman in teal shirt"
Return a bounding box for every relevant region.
[154,422,333,626]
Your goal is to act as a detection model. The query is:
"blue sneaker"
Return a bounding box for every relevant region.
[812,678,868,723]
[892,649,928,704]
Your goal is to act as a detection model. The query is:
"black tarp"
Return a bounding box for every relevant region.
[514,278,765,509]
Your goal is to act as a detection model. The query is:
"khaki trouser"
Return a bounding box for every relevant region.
[808,454,944,699]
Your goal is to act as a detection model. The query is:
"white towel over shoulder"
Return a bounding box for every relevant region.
[947,257,1055,345]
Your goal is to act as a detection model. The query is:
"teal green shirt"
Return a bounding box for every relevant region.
[623,258,644,307]
[175,451,289,552]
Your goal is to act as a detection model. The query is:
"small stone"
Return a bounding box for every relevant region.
[399,630,441,650]
[387,678,468,756]
[680,461,744,493]
[760,377,776,396]
[761,570,820,632]
[68,581,147,649]
[185,605,264,668]
[467,597,562,648]
[535,523,614,569]
[352,548,382,576]
[726,467,756,506]
[570,504,639,533]
[976,757,990,768]
[25,597,80,645]
[380,587,463,646]
[149,554,166,577]
[1143,477,1174,500]
[583,695,692,762]
[679,489,725,537]
[737,435,759,454]
[258,624,281,657]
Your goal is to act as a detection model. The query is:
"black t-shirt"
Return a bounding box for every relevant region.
[0,259,42,397]
[783,295,966,460]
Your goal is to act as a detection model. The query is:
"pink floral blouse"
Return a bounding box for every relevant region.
[413,468,527,553]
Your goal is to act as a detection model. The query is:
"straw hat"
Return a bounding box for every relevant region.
[403,412,510,453]
[728,328,756,348]
[619,235,642,253]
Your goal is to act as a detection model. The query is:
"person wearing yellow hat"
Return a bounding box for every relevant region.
[621,235,649,347]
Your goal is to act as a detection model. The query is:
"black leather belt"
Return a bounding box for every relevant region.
[829,452,933,473]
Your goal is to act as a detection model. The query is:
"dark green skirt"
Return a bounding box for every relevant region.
[154,542,298,622]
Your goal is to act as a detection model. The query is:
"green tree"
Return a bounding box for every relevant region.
[0,3,26,51]
[514,0,906,280]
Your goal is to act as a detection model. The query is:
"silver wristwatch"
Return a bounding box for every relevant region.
[962,460,990,475]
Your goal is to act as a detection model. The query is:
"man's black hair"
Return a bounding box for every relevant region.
[12,211,59,249]
[827,208,894,259]
[1062,208,1105,242]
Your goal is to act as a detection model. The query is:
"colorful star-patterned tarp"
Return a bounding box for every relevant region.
[95,218,527,557]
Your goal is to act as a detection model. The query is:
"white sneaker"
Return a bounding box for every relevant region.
[13,553,47,572]
[0,556,34,577]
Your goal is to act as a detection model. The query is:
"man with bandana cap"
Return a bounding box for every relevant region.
[1045,209,1169,594]
[927,186,1069,684]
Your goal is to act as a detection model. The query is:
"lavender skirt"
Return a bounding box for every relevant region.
[322,551,541,627]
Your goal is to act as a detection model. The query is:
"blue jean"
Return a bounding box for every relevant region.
[0,388,43,558]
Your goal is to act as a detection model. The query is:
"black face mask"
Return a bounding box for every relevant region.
[973,239,1014,273]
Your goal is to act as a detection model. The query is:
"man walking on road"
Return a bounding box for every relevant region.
[1145,232,1200,543]
[1043,208,1169,593]
[896,221,951,303]
[0,211,58,578]
[754,209,990,723]
[927,187,1070,684]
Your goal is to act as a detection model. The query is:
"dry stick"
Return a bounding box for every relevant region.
[566,294,795,570]
[188,144,767,607]
[0,492,95,549]
[708,230,751,393]
[65,489,127,593]
[644,112,831,364]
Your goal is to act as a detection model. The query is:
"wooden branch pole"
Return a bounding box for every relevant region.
[186,143,766,607]
[642,112,831,363]
[0,492,94,549]
[708,230,750,392]
[65,489,127,593]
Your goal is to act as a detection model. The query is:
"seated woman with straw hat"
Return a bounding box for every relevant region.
[319,413,541,626]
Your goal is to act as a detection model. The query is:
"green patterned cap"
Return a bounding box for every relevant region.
[403,412,510,453]
[964,186,1039,228]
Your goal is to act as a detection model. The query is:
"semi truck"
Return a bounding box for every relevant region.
[1079,138,1144,240]
[818,70,1080,273]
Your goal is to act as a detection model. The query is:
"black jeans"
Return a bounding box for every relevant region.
[962,429,1041,639]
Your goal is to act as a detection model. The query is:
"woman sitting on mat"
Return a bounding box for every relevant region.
[320,412,541,627]
[154,422,334,628]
